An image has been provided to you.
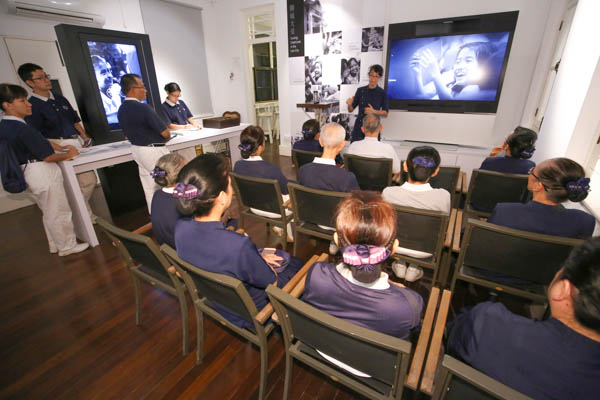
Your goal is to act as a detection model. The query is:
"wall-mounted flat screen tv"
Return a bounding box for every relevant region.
[384,11,519,114]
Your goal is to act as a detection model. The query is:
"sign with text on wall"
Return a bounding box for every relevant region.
[287,0,304,57]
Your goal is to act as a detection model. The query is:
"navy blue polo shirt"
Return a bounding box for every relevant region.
[233,158,290,195]
[26,92,80,139]
[447,302,600,400]
[151,188,184,249]
[0,118,54,164]
[488,200,595,239]
[161,99,193,126]
[350,85,389,142]
[299,160,359,192]
[480,156,535,175]
[174,219,301,328]
[117,99,167,146]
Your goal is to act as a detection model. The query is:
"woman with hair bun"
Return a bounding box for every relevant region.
[150,153,188,248]
[233,125,293,240]
[480,126,538,174]
[488,157,595,238]
[161,82,200,130]
[302,191,423,339]
[174,154,301,328]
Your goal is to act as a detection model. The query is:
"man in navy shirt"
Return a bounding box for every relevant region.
[117,74,170,212]
[446,237,600,400]
[345,64,389,142]
[18,63,97,221]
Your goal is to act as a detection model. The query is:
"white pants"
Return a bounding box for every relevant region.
[250,194,294,238]
[131,145,170,212]
[24,162,78,252]
[50,138,97,219]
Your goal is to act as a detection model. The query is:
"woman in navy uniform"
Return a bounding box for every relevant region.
[480,126,538,175]
[0,84,89,256]
[345,64,389,142]
[173,153,301,328]
[161,82,200,130]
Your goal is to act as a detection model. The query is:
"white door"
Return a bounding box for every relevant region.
[3,37,79,114]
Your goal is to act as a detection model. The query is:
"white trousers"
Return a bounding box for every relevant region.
[24,162,78,252]
[130,145,170,213]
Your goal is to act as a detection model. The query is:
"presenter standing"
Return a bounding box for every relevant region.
[18,63,97,222]
[345,64,389,142]
[117,74,170,212]
[161,82,201,130]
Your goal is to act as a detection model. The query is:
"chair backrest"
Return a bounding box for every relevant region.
[288,182,350,229]
[292,149,322,171]
[230,172,284,215]
[458,219,583,285]
[343,153,392,191]
[399,162,460,195]
[433,355,533,400]
[160,244,259,328]
[96,217,171,281]
[393,205,449,259]
[465,169,529,215]
[266,285,411,393]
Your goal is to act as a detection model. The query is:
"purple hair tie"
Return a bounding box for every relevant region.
[566,177,590,195]
[238,143,252,152]
[412,156,436,168]
[173,182,201,199]
[150,166,167,178]
[342,244,391,271]
[520,146,535,159]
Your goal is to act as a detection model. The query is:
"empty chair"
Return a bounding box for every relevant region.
[231,172,293,248]
[343,153,392,191]
[291,149,321,180]
[431,355,533,400]
[266,284,412,400]
[288,182,350,256]
[450,219,583,303]
[256,104,274,143]
[96,217,189,355]
[464,169,529,217]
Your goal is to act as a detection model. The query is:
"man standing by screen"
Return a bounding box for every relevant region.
[117,74,170,213]
[345,64,389,142]
[18,63,97,222]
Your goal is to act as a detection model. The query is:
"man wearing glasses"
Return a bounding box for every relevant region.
[118,74,170,212]
[345,64,389,142]
[91,55,122,124]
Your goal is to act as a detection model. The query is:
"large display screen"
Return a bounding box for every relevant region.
[86,41,143,130]
[387,32,510,102]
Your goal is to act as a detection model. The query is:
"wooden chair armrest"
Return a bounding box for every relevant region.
[255,253,328,324]
[460,172,468,194]
[452,210,463,253]
[406,287,440,390]
[132,222,152,235]
[420,289,452,395]
[445,209,457,248]
[455,173,462,192]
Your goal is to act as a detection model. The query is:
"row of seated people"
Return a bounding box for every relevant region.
[146,152,599,399]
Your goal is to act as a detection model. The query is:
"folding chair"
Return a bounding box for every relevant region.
[464,169,529,218]
[291,149,322,180]
[399,164,462,208]
[344,153,393,191]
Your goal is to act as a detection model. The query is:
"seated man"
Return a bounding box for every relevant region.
[446,237,600,400]
[345,113,400,179]
[382,145,451,282]
[299,122,359,193]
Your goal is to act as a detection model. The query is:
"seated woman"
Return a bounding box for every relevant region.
[174,154,301,329]
[233,125,293,240]
[160,82,200,130]
[293,119,322,153]
[382,146,451,282]
[488,157,595,239]
[480,126,537,174]
[303,191,423,340]
[150,153,188,249]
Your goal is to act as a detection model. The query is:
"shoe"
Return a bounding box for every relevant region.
[329,241,339,255]
[58,243,90,257]
[405,265,424,282]
[392,260,407,279]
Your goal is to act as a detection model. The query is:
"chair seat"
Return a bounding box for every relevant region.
[297,221,336,236]
[135,264,175,286]
[460,265,546,296]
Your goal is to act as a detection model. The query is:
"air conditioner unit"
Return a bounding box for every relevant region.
[7,0,105,27]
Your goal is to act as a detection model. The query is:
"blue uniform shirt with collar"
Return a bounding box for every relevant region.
[299,160,359,192]
[26,92,81,139]
[161,99,193,126]
[233,158,290,195]
[350,85,389,142]
[117,99,167,146]
[151,189,184,249]
[479,156,535,175]
[0,118,54,164]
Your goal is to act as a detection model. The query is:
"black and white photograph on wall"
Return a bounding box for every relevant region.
[320,84,340,112]
[361,26,384,52]
[305,56,323,85]
[304,0,323,34]
[341,57,360,84]
[329,113,356,140]
[323,31,342,55]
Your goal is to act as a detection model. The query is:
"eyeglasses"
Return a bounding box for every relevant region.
[31,74,51,81]
[528,167,548,191]
[368,73,380,78]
